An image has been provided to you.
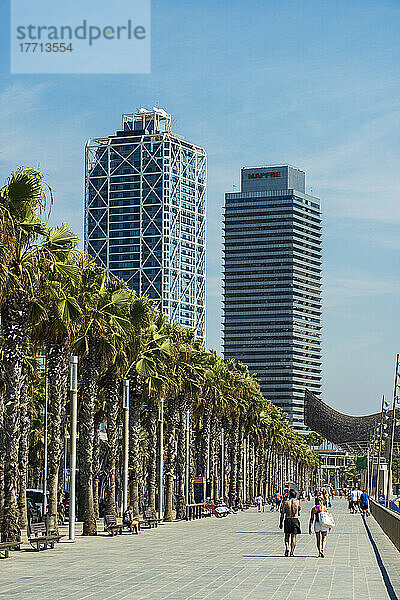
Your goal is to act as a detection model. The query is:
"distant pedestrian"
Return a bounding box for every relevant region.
[256,495,264,512]
[360,489,369,516]
[356,488,362,512]
[347,489,352,513]
[271,491,281,511]
[279,489,301,557]
[350,487,358,513]
[309,497,329,558]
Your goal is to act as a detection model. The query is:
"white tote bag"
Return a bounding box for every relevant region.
[319,511,335,531]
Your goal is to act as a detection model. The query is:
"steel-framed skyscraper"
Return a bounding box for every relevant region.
[85,109,206,341]
[222,165,322,430]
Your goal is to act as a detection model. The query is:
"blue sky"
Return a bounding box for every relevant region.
[0,0,399,415]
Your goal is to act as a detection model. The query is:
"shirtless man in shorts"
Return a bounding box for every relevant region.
[279,489,301,556]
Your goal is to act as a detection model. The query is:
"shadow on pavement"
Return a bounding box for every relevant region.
[362,515,398,600]
[236,531,281,535]
[243,554,318,559]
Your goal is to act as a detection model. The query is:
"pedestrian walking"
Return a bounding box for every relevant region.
[350,487,358,513]
[309,496,330,558]
[347,489,352,513]
[356,488,362,512]
[360,489,369,516]
[271,491,281,511]
[279,489,301,557]
[256,494,264,512]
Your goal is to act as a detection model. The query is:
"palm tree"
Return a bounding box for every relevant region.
[135,315,172,515]
[0,370,4,519]
[125,298,156,517]
[74,258,132,534]
[128,377,144,516]
[164,325,202,521]
[97,279,138,518]
[172,332,205,518]
[30,250,80,529]
[17,364,29,529]
[98,284,149,519]
[163,392,179,521]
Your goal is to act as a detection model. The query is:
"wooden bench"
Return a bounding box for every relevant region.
[138,509,159,529]
[28,522,64,551]
[0,541,22,558]
[104,514,122,536]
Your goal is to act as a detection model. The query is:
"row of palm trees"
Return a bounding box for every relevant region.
[0,167,320,543]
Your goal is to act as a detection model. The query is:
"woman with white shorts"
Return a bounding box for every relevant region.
[309,497,328,558]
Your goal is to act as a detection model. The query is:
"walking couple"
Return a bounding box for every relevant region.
[279,491,333,558]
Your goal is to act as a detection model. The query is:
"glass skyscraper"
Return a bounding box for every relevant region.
[85,109,206,341]
[222,166,322,430]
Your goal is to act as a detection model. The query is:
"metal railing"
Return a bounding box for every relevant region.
[370,499,400,551]
[185,503,205,521]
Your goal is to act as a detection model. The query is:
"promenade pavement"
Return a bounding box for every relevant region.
[1,498,399,600]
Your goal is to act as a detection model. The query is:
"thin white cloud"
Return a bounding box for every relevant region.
[304,109,400,223]
[325,274,400,308]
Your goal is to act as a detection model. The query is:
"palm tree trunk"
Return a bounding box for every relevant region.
[78,339,98,535]
[188,406,195,505]
[18,378,29,529]
[200,403,211,480]
[164,395,178,521]
[92,412,102,520]
[175,394,187,519]
[129,379,142,517]
[0,392,4,522]
[46,343,69,531]
[209,417,217,502]
[261,443,267,500]
[105,372,120,518]
[228,416,239,506]
[265,444,272,499]
[146,394,157,514]
[248,439,253,503]
[236,418,244,505]
[1,293,28,542]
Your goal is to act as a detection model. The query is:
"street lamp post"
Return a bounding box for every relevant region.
[243,437,247,505]
[42,368,48,518]
[375,395,385,500]
[158,397,164,520]
[206,431,210,499]
[220,427,225,500]
[386,354,400,508]
[252,443,256,500]
[69,356,78,541]
[122,379,130,514]
[185,410,190,506]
